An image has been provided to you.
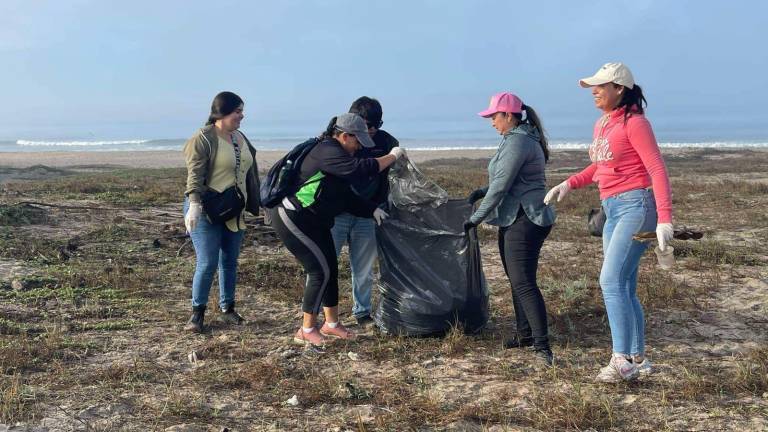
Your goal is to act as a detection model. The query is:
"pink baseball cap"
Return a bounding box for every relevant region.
[478,92,523,117]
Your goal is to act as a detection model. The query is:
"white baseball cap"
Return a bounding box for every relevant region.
[579,62,635,89]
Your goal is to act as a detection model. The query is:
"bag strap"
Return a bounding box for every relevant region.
[231,132,241,189]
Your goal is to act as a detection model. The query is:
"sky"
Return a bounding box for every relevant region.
[1,0,767,141]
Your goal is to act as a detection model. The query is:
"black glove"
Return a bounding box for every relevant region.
[467,187,487,204]
[463,220,477,232]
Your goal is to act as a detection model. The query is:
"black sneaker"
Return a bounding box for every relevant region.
[184,305,206,333]
[355,314,375,327]
[503,335,534,349]
[220,304,245,325]
[533,348,554,367]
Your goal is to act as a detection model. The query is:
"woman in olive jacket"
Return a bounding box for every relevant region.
[182,91,260,333]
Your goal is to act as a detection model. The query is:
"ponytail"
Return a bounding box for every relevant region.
[318,116,339,140]
[616,84,647,124]
[206,91,243,126]
[518,104,550,162]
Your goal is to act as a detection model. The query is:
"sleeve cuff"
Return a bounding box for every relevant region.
[657,211,672,224]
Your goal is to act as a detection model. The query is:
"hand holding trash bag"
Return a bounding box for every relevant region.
[373,208,389,226]
[466,187,487,204]
[389,147,406,160]
[463,220,477,232]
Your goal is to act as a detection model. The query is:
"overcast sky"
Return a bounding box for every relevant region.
[2,0,767,141]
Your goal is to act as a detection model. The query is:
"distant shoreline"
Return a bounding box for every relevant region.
[0,149,498,170]
[1,147,766,170]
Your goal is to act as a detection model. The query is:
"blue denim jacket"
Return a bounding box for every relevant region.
[469,123,556,227]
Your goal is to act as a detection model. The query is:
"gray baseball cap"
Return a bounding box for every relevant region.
[335,113,375,148]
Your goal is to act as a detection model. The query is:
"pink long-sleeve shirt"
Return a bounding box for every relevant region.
[567,107,673,223]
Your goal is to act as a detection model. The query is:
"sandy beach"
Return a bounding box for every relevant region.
[0,149,499,170]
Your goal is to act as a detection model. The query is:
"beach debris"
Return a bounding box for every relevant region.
[633,227,704,241]
[347,351,359,361]
[280,348,300,359]
[285,395,299,406]
[11,279,25,291]
[188,350,201,365]
[343,382,372,400]
[57,245,71,261]
[421,356,444,368]
[152,238,162,248]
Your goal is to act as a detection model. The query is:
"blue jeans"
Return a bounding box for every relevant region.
[600,188,657,356]
[600,189,656,355]
[184,199,245,310]
[331,213,377,318]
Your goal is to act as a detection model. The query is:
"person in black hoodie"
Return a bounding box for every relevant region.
[267,113,406,346]
[331,97,399,327]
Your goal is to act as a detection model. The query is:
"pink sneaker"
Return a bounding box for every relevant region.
[293,328,326,347]
[319,322,356,340]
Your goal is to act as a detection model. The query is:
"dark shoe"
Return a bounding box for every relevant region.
[184,305,206,333]
[503,335,533,349]
[355,314,375,328]
[220,304,245,325]
[533,348,554,367]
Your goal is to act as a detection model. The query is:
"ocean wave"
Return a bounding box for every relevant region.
[16,139,151,146]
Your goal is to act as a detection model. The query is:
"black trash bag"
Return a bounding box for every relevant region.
[387,158,448,210]
[374,159,489,336]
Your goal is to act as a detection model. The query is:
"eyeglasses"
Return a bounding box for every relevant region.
[366,120,383,129]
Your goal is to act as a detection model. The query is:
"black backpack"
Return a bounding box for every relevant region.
[260,137,320,208]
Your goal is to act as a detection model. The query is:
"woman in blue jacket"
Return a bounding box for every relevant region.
[465,92,556,366]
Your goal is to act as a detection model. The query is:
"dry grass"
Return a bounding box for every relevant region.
[1,149,767,430]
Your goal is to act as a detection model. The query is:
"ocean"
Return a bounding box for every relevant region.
[2,119,767,152]
[3,138,767,153]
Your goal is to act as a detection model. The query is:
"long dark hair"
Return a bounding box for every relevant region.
[513,104,550,162]
[616,84,647,124]
[206,91,244,126]
[319,116,341,140]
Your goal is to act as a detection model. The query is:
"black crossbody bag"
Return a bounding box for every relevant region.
[202,133,245,224]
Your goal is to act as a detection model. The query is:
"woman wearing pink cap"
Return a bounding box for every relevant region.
[465,92,556,367]
[544,63,674,382]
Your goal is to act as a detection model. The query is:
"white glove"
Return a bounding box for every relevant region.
[373,208,389,226]
[185,202,202,233]
[543,181,571,205]
[656,223,674,251]
[389,147,406,160]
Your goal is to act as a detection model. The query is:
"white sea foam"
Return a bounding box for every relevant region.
[7,138,768,151]
[16,139,151,146]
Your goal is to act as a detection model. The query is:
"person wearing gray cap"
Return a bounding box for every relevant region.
[332,96,399,328]
[266,113,406,347]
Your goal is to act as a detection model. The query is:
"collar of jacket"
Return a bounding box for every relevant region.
[502,123,540,141]
[197,124,256,186]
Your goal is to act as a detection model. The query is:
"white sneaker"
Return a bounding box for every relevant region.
[635,358,653,375]
[595,354,639,383]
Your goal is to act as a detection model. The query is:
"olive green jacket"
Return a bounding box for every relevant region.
[183,124,261,215]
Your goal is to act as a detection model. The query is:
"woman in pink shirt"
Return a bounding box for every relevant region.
[544,63,674,383]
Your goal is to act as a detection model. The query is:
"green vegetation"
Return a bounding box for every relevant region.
[0,150,766,429]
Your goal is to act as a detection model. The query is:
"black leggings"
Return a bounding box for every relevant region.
[268,206,338,314]
[498,209,552,350]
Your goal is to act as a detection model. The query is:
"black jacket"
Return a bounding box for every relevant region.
[290,138,380,228]
[350,129,399,205]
